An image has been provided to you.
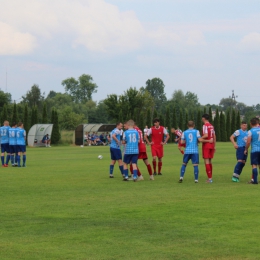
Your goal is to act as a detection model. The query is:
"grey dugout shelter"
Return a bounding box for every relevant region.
[27,124,53,147]
[75,124,116,145]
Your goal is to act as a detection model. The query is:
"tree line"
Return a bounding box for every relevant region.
[0,74,259,143]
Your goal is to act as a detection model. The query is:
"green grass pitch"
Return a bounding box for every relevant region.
[1,143,260,260]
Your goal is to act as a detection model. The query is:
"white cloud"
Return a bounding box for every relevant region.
[0,0,145,54]
[0,22,36,55]
[239,32,260,51]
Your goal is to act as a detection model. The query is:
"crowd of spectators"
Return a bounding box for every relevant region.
[84,132,110,146]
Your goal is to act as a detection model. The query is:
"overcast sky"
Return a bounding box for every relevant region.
[0,0,259,105]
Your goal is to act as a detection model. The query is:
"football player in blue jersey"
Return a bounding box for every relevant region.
[0,120,11,167]
[122,120,139,182]
[245,118,260,184]
[109,122,124,178]
[16,122,26,167]
[9,122,18,167]
[230,121,248,182]
[179,121,213,183]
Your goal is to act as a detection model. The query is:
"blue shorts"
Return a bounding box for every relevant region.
[9,145,17,154]
[110,147,122,160]
[183,153,199,164]
[123,154,138,164]
[236,147,247,161]
[17,145,26,153]
[251,152,260,165]
[1,143,9,153]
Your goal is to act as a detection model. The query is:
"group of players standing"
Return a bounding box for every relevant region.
[108,114,215,182]
[108,113,260,184]
[0,121,27,167]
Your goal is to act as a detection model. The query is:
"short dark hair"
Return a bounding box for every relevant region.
[250,118,258,126]
[202,114,210,120]
[18,122,23,127]
[187,121,195,127]
[241,121,247,124]
[255,117,260,123]
[153,118,160,123]
[12,122,17,127]
[116,122,121,126]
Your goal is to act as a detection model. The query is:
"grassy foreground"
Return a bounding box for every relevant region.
[0,143,260,260]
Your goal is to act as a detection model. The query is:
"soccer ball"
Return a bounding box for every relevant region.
[80,145,84,148]
[98,155,103,159]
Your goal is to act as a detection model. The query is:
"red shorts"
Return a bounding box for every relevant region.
[202,148,215,159]
[138,152,148,160]
[151,145,163,158]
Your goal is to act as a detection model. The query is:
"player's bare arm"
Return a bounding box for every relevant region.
[112,134,120,146]
[198,137,213,143]
[230,135,238,149]
[244,136,251,154]
[162,133,170,145]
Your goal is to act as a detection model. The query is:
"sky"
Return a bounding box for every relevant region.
[0,0,260,105]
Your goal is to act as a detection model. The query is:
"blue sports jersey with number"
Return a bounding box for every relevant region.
[110,128,121,149]
[181,129,200,154]
[0,126,10,144]
[123,129,139,154]
[16,128,26,145]
[248,127,260,153]
[9,128,18,145]
[233,129,248,147]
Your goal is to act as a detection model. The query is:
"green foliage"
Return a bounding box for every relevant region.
[220,111,227,141]
[51,109,61,144]
[226,109,231,139]
[22,84,44,108]
[160,113,165,126]
[203,106,207,114]
[23,104,29,135]
[11,103,18,124]
[42,102,48,123]
[209,107,213,124]
[231,109,236,134]
[138,112,145,132]
[236,110,241,129]
[179,109,184,131]
[62,74,98,103]
[214,109,220,141]
[0,90,12,108]
[153,109,158,120]
[196,109,202,132]
[172,107,177,129]
[1,104,8,123]
[145,77,167,111]
[146,109,151,128]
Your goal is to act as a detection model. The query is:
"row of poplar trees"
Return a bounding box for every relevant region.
[0,103,61,144]
[128,106,242,142]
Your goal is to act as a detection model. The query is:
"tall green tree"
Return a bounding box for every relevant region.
[209,107,213,124]
[51,109,61,144]
[196,109,202,132]
[2,104,8,122]
[185,111,188,130]
[0,90,12,108]
[30,107,35,127]
[172,107,177,129]
[62,74,98,103]
[165,107,171,142]
[153,109,158,120]
[145,77,167,111]
[214,109,220,141]
[22,84,44,108]
[203,107,207,114]
[138,112,145,133]
[236,111,241,129]
[220,111,227,141]
[160,113,165,126]
[23,104,29,135]
[226,109,231,139]
[231,109,236,135]
[12,103,18,124]
[179,110,184,131]
[42,102,48,123]
[146,109,151,127]
[34,106,38,125]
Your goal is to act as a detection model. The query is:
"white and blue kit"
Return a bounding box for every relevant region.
[233,129,248,161]
[110,128,122,160]
[9,128,18,154]
[123,129,139,164]
[0,125,10,153]
[248,127,260,165]
[180,128,201,181]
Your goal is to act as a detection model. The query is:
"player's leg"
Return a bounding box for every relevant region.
[1,145,6,166]
[22,148,26,167]
[203,148,213,182]
[248,153,258,184]
[192,154,199,183]
[157,147,164,175]
[232,147,246,182]
[109,147,116,178]
[5,145,10,166]
[17,146,21,167]
[143,157,153,180]
[123,162,129,181]
[131,155,139,181]
[179,154,190,182]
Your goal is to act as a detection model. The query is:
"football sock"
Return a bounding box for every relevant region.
[152,160,156,173]
[146,164,153,175]
[137,168,141,177]
[15,154,18,163]
[6,155,10,165]
[240,163,245,174]
[1,156,4,165]
[205,164,212,179]
[23,155,26,165]
[194,165,199,180]
[11,155,14,164]
[158,162,162,173]
[133,169,138,179]
[252,168,258,184]
[123,169,128,178]
[119,165,124,175]
[130,164,133,174]
[180,164,186,178]
[17,155,21,167]
[109,165,114,174]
